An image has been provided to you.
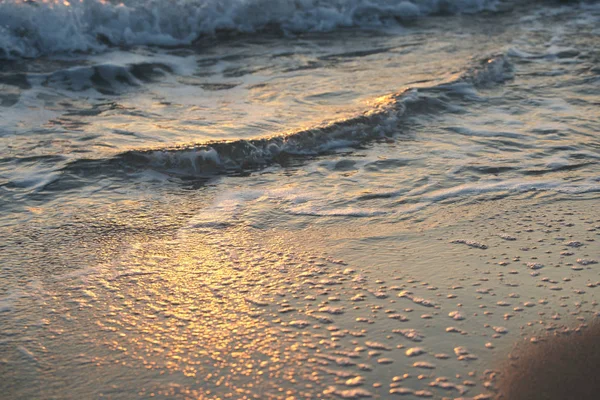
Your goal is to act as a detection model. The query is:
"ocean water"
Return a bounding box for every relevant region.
[1,0,599,399]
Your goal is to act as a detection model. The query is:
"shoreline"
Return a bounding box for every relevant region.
[1,187,598,399]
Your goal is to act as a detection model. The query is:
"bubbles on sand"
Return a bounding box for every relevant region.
[412,361,436,369]
[389,387,414,395]
[394,329,425,342]
[365,341,392,351]
[8,198,597,399]
[576,258,598,266]
[397,291,438,308]
[565,241,584,248]
[492,326,508,334]
[451,239,489,249]
[449,311,466,320]
[302,201,597,397]
[405,347,426,357]
[324,387,374,399]
[526,262,544,270]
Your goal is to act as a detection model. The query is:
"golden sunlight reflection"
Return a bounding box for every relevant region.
[368,94,397,109]
[57,226,327,398]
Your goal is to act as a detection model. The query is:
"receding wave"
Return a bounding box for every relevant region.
[0,0,499,59]
[44,62,173,94]
[63,54,512,178]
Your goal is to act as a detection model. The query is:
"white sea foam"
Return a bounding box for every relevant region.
[288,205,389,217]
[0,0,498,58]
[421,178,600,202]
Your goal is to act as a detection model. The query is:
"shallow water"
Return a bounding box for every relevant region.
[1,0,599,399]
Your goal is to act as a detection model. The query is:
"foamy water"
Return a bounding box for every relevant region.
[1,1,599,398]
[0,0,498,58]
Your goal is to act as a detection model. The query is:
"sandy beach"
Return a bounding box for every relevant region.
[1,1,599,398]
[2,195,597,399]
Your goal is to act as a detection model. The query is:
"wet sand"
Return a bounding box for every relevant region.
[1,196,598,399]
[259,196,600,399]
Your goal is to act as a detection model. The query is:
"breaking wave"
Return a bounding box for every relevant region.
[0,0,499,59]
[63,54,512,178]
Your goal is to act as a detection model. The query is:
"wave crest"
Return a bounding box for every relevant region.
[63,54,512,178]
[0,0,498,58]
